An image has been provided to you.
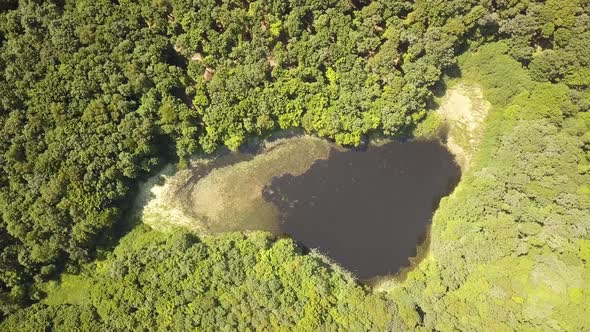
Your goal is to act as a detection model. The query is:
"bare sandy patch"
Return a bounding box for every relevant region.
[438,84,490,170]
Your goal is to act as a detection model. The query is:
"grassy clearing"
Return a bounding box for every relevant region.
[437,83,491,171]
[42,274,93,306]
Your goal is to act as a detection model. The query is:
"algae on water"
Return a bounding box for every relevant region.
[136,136,333,233]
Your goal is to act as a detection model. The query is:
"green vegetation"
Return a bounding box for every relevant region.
[0,0,485,314]
[392,42,590,331]
[3,226,401,331]
[0,0,589,330]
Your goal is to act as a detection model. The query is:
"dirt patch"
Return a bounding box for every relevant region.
[438,84,490,170]
[135,136,333,233]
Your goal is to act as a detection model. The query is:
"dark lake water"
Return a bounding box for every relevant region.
[262,140,461,280]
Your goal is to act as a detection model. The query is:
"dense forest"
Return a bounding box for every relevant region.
[0,0,589,330]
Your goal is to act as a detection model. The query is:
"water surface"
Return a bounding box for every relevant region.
[137,135,332,233]
[263,141,460,279]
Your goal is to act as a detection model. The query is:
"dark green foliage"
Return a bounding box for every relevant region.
[0,0,182,314]
[496,0,590,87]
[170,0,483,148]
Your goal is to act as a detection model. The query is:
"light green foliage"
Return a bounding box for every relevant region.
[507,83,576,123]
[458,42,533,108]
[394,42,590,331]
[1,226,401,331]
[541,0,580,28]
[413,111,442,139]
[42,274,93,306]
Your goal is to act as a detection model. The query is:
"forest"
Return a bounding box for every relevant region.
[0,0,589,330]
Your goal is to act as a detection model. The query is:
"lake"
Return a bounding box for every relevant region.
[263,140,460,280]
